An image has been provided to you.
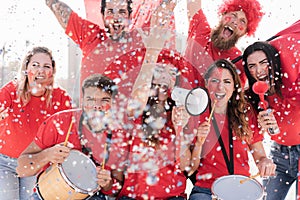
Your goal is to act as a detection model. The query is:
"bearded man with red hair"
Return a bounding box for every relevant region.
[185,0,264,88]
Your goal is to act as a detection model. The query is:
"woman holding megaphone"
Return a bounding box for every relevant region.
[187,59,275,200]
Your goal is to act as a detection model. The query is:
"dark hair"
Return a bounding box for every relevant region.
[142,63,178,144]
[82,74,118,98]
[101,0,133,16]
[242,41,283,110]
[204,59,251,140]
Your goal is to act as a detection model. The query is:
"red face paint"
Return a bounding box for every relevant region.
[225,16,231,22]
[102,103,111,112]
[238,25,245,31]
[45,70,53,78]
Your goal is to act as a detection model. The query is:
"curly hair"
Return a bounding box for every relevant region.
[218,0,264,36]
[204,59,252,141]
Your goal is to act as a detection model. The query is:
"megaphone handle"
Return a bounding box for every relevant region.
[259,101,268,110]
[258,94,268,110]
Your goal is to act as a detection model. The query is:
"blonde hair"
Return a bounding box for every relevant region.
[17,46,56,107]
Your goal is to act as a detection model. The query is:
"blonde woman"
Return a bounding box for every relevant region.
[0,46,72,199]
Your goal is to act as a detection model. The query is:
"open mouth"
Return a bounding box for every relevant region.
[113,23,122,32]
[257,74,268,82]
[34,76,45,81]
[215,92,226,100]
[222,26,234,39]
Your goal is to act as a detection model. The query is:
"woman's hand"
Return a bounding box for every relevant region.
[258,109,280,134]
[256,157,276,177]
[196,121,210,145]
[172,106,190,130]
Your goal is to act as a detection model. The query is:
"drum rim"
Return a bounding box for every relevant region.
[59,150,100,194]
[211,174,263,200]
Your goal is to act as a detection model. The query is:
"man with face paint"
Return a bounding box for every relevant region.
[45,0,182,100]
[185,0,264,87]
[17,74,127,199]
[0,46,72,200]
[45,0,145,87]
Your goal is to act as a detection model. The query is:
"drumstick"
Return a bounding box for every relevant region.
[240,173,260,184]
[63,118,74,146]
[102,143,107,169]
[207,100,217,123]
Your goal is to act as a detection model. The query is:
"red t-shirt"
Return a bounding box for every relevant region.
[65,12,145,84]
[118,114,187,199]
[185,9,246,86]
[34,108,128,195]
[66,12,204,90]
[267,34,300,145]
[34,108,127,169]
[0,81,72,158]
[194,109,263,189]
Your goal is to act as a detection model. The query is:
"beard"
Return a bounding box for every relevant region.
[104,22,126,42]
[109,29,126,41]
[211,24,240,50]
[84,110,108,133]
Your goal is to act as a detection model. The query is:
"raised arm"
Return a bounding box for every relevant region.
[187,0,202,23]
[45,0,72,30]
[128,0,176,116]
[172,106,192,171]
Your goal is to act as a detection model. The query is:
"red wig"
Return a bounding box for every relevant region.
[218,0,264,36]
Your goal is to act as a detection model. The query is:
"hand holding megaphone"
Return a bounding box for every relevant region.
[171,87,208,116]
[252,81,279,135]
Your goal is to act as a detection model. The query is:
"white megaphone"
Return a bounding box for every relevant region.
[171,87,209,116]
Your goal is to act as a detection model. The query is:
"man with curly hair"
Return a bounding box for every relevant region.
[185,0,264,87]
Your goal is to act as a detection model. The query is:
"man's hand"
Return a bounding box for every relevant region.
[45,0,71,30]
[138,0,176,50]
[187,0,202,22]
[96,168,113,191]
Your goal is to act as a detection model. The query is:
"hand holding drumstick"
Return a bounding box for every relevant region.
[46,118,74,164]
[197,99,217,144]
[96,167,112,190]
[240,173,260,184]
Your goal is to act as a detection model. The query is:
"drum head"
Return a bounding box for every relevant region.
[61,150,98,192]
[212,175,263,200]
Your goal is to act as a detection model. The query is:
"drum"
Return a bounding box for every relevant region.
[211,175,264,200]
[37,150,99,200]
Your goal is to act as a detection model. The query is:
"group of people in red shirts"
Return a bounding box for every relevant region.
[0,0,299,200]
